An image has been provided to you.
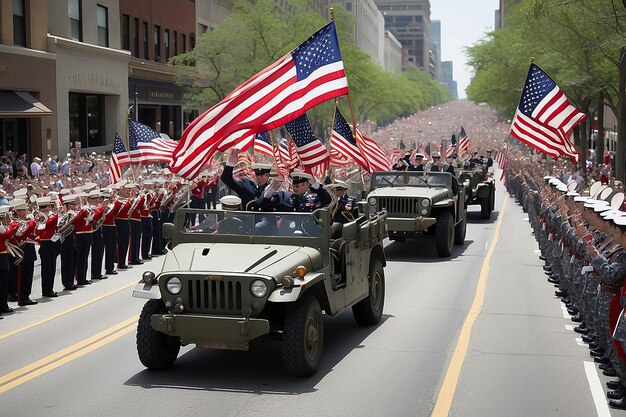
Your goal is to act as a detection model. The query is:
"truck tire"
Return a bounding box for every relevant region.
[454,211,466,245]
[352,258,385,325]
[282,295,324,377]
[435,212,454,257]
[136,299,181,369]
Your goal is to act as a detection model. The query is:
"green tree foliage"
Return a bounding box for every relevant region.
[171,0,449,139]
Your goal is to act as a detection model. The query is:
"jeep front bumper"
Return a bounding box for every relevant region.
[151,314,270,350]
[386,216,436,232]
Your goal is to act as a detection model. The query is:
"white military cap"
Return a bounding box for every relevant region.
[573,196,589,203]
[0,205,9,215]
[82,182,97,191]
[601,209,622,219]
[557,184,568,192]
[584,199,608,209]
[48,192,59,201]
[59,188,71,196]
[13,188,27,197]
[220,195,241,210]
[594,204,613,213]
[143,180,155,186]
[252,163,273,175]
[9,199,26,209]
[124,182,136,189]
[332,180,349,190]
[613,215,626,227]
[290,172,313,184]
[37,196,52,205]
[88,190,101,198]
[566,191,580,198]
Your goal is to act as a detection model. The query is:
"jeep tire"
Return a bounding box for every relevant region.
[435,211,454,257]
[137,299,181,369]
[353,258,385,325]
[454,211,466,245]
[480,197,491,219]
[282,295,324,377]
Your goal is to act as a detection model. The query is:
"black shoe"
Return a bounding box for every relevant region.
[582,334,595,343]
[105,270,118,275]
[594,356,610,364]
[118,265,132,269]
[77,281,91,286]
[589,342,600,350]
[43,292,58,298]
[18,299,38,306]
[590,349,606,357]
[8,294,18,302]
[129,260,144,265]
[600,363,615,371]
[607,380,622,390]
[560,297,570,304]
[548,278,560,284]
[605,368,620,377]
[150,253,161,257]
[91,276,107,280]
[608,388,625,399]
[567,308,578,315]
[571,314,583,323]
[574,326,588,334]
[64,285,78,291]
[0,306,14,313]
[539,255,547,261]
[143,255,152,260]
[609,397,626,409]
[543,266,552,272]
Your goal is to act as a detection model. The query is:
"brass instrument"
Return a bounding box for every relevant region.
[57,210,76,240]
[170,184,191,212]
[93,203,114,231]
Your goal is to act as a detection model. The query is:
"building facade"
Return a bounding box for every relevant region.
[384,30,402,73]
[441,60,458,99]
[430,19,441,81]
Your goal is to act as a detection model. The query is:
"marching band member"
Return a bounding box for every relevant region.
[150,180,166,256]
[115,181,132,270]
[88,190,106,280]
[101,189,122,275]
[35,196,59,298]
[140,181,154,261]
[128,184,145,265]
[59,194,87,290]
[74,193,93,286]
[0,206,18,315]
[12,200,37,306]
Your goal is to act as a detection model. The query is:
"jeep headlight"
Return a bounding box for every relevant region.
[250,280,268,298]
[166,277,182,295]
[421,198,430,207]
[368,197,377,206]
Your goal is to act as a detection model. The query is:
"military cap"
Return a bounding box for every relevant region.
[573,196,589,203]
[101,190,112,198]
[9,199,26,209]
[82,182,97,192]
[566,191,580,198]
[557,184,568,193]
[13,188,27,198]
[124,182,136,189]
[163,168,172,175]
[252,163,273,176]
[332,180,349,190]
[613,215,626,228]
[88,190,101,198]
[0,205,9,216]
[36,196,52,206]
[415,153,425,159]
[290,172,313,184]
[220,195,241,210]
[143,180,155,186]
[584,199,608,209]
[593,203,612,213]
[432,153,441,159]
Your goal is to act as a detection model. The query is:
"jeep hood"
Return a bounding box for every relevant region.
[368,187,450,200]
[161,243,321,277]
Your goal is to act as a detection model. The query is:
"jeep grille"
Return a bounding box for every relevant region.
[186,278,243,314]
[377,197,421,216]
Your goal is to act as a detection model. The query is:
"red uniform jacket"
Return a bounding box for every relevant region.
[35,213,59,241]
[103,200,122,226]
[130,196,145,221]
[116,199,132,220]
[0,221,19,253]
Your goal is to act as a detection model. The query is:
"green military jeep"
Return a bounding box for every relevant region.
[458,163,495,219]
[365,171,467,257]
[132,207,387,377]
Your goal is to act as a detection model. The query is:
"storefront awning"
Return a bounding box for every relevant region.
[0,91,52,117]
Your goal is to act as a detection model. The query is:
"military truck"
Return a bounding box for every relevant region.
[365,171,466,257]
[458,163,495,219]
[132,207,387,377]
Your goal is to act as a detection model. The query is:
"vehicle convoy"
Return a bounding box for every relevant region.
[365,171,466,257]
[458,162,495,219]
[132,207,387,377]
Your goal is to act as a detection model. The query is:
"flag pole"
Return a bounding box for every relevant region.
[124,106,134,182]
[327,99,340,183]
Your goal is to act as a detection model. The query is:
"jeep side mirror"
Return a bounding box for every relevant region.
[162,222,175,241]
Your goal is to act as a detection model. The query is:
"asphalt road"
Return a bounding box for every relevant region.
[1,178,625,417]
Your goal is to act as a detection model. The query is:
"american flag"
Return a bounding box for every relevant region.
[445,145,456,158]
[389,148,402,164]
[128,120,177,164]
[355,129,390,172]
[509,64,586,160]
[495,144,508,182]
[272,140,289,180]
[253,131,273,156]
[288,139,300,171]
[169,21,349,179]
[458,127,469,157]
[330,148,352,166]
[285,113,329,169]
[109,134,130,184]
[330,107,369,171]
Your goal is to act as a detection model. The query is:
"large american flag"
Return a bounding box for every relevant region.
[330,147,352,166]
[330,107,369,171]
[253,132,273,156]
[285,113,329,169]
[355,129,391,172]
[169,21,349,179]
[128,120,177,164]
[458,127,469,157]
[509,64,586,160]
[109,134,130,184]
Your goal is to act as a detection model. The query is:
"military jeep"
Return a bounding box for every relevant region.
[365,171,467,257]
[132,207,387,377]
[458,163,495,219]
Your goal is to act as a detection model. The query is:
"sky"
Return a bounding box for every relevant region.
[430,0,500,99]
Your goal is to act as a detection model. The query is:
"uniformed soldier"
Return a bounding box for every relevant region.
[428,153,443,172]
[0,206,18,315]
[88,190,106,280]
[59,194,82,290]
[115,181,132,270]
[257,172,331,212]
[70,193,91,287]
[150,179,166,256]
[331,181,358,224]
[221,148,272,209]
[34,196,59,298]
[408,153,425,171]
[101,190,122,275]
[11,200,37,306]
[140,181,154,260]
[128,184,144,265]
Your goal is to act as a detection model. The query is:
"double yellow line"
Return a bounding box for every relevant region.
[0,316,137,394]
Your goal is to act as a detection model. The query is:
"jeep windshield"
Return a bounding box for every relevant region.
[371,172,452,190]
[181,210,325,238]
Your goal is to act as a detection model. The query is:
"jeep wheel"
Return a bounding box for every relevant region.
[435,212,454,257]
[353,258,385,325]
[454,211,466,245]
[489,186,495,211]
[137,299,181,369]
[480,198,491,219]
[282,295,324,377]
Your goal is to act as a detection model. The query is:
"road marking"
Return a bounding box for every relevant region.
[431,197,508,417]
[0,281,137,341]
[0,316,137,394]
[584,361,612,417]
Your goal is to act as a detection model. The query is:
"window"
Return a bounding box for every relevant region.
[12,0,26,47]
[133,18,139,57]
[68,0,82,41]
[122,14,130,51]
[182,33,186,53]
[143,21,149,59]
[190,34,195,49]
[154,25,161,62]
[173,30,178,56]
[96,5,108,47]
[345,2,352,11]
[69,93,106,148]
[164,30,169,61]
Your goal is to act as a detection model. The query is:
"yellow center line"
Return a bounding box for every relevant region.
[0,315,138,394]
[0,281,137,341]
[431,197,509,417]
